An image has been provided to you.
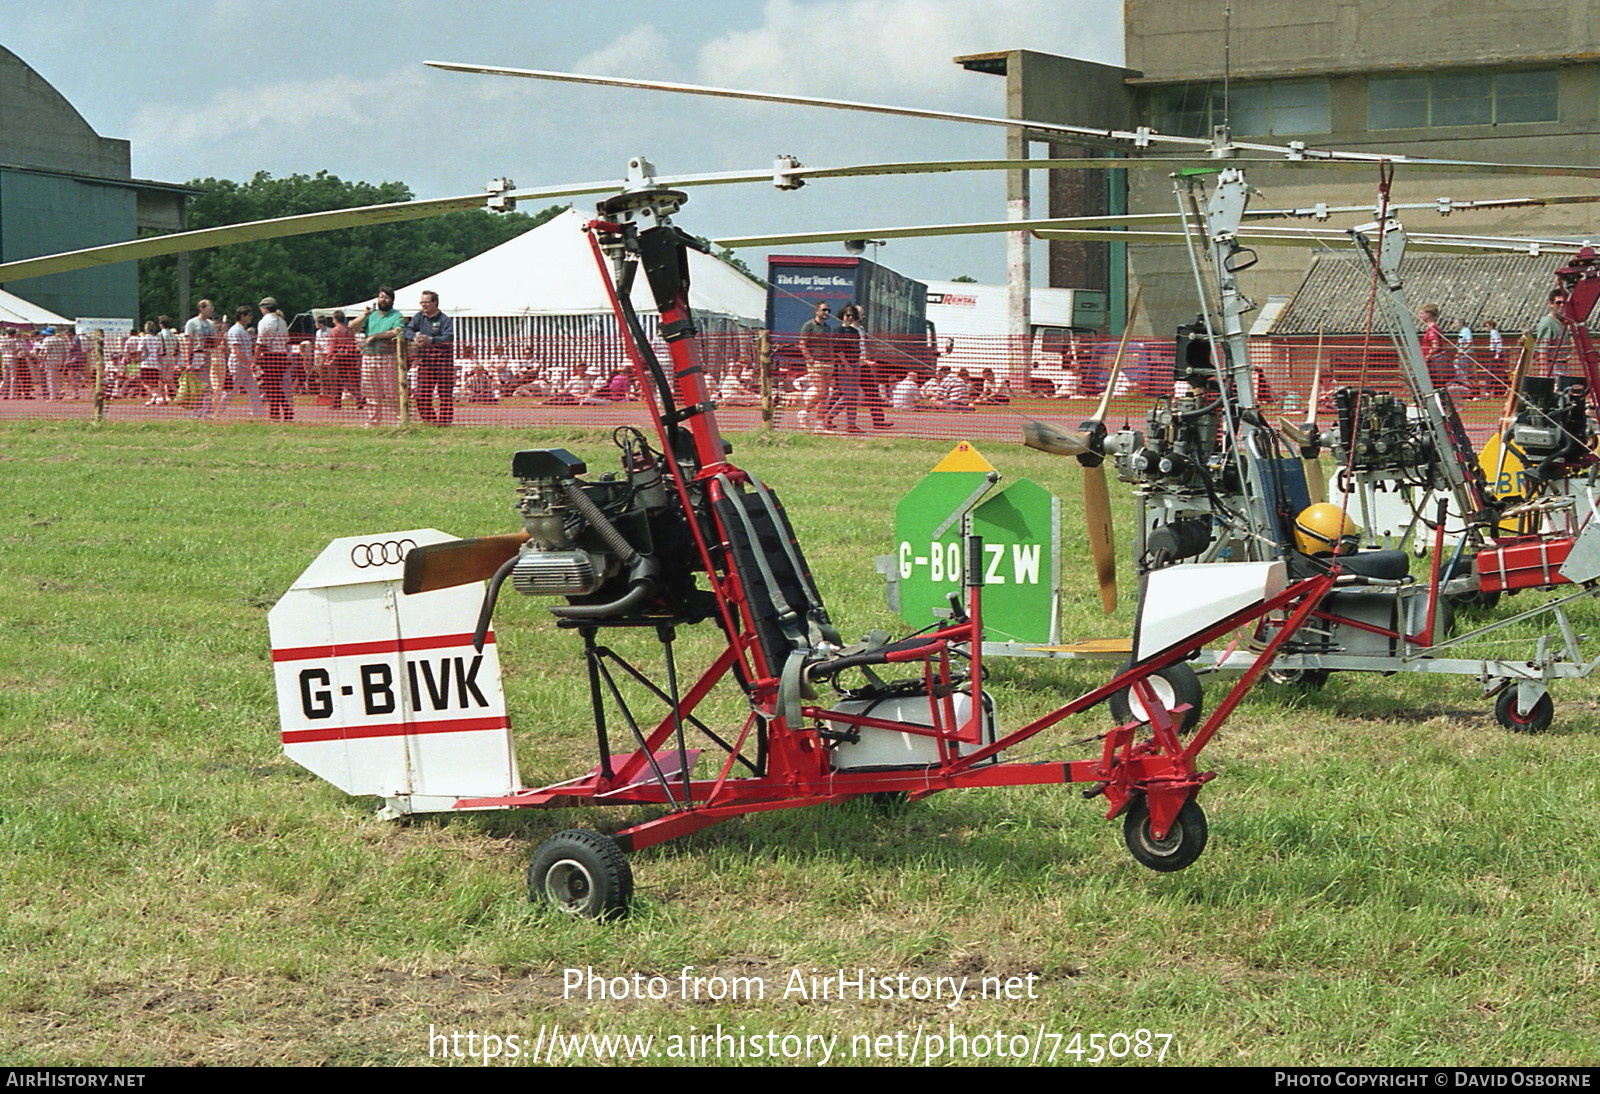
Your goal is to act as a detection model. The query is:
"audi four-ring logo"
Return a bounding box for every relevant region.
[350,539,417,567]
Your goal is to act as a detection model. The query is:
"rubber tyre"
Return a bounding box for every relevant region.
[1446,585,1501,614]
[528,829,633,920]
[1266,668,1331,691]
[1434,595,1457,639]
[1108,659,1203,734]
[1493,689,1554,734]
[1123,798,1208,873]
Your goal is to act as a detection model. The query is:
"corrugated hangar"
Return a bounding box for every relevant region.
[0,44,195,323]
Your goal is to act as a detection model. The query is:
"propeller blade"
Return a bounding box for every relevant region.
[1022,419,1091,457]
[1501,332,1536,425]
[1302,328,1326,505]
[1278,419,1313,446]
[1307,328,1325,424]
[1084,465,1117,615]
[402,532,530,595]
[1094,286,1143,423]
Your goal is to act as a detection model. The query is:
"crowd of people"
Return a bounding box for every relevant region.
[7,289,1579,425]
[0,289,478,427]
[0,325,87,400]
[1415,298,1573,401]
[781,300,1021,432]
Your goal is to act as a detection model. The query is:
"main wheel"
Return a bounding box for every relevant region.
[1122,798,1208,872]
[1493,688,1554,734]
[1108,659,1203,733]
[528,829,633,920]
[1446,585,1500,613]
[1266,667,1330,690]
[865,791,910,811]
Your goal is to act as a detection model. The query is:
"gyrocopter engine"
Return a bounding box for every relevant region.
[1330,387,1435,484]
[488,430,710,631]
[1116,390,1231,494]
[1507,375,1592,483]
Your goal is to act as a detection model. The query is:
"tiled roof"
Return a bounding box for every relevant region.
[1268,250,1582,336]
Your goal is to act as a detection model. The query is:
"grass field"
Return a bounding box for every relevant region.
[3,419,1599,1067]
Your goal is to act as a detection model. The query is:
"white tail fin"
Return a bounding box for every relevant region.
[268,530,519,813]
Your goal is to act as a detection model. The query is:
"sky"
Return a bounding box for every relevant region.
[6,0,1124,285]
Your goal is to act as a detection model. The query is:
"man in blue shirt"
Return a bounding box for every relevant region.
[406,289,456,426]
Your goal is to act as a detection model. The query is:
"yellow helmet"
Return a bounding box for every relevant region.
[1293,503,1361,556]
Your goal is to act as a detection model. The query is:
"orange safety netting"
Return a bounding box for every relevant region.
[0,330,1559,445]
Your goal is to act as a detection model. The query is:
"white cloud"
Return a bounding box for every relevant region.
[693,0,1122,105]
[573,24,681,78]
[132,71,425,150]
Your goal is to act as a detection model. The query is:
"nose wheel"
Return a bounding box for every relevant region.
[1493,687,1553,733]
[1122,797,1208,872]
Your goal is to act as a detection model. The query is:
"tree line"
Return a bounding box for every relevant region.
[137,170,565,322]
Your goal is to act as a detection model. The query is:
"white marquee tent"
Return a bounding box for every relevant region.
[0,286,71,328]
[338,207,765,346]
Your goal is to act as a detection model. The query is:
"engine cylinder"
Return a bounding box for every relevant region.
[510,548,605,597]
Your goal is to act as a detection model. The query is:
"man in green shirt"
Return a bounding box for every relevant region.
[1533,289,1568,372]
[352,286,406,425]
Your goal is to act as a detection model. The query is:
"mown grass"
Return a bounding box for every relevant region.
[2,419,1598,1067]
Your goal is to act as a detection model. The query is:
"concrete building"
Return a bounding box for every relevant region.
[0,44,195,323]
[970,2,1600,338]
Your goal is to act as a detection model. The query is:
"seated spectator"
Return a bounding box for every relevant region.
[546,366,609,406]
[604,369,635,400]
[974,367,1012,405]
[463,361,499,403]
[945,368,975,411]
[716,365,760,406]
[891,371,921,410]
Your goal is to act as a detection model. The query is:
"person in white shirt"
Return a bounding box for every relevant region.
[136,322,165,405]
[36,327,68,401]
[219,305,263,418]
[182,300,216,418]
[255,296,293,420]
[891,371,920,410]
[157,316,181,402]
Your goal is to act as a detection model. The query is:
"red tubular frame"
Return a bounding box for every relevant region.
[452,215,1338,856]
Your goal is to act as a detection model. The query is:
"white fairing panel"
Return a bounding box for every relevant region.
[1136,561,1286,660]
[828,691,998,770]
[268,530,519,805]
[1560,518,1600,584]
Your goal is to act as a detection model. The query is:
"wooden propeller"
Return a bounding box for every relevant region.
[402,531,530,595]
[1024,287,1141,614]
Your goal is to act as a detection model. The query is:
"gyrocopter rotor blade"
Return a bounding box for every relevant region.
[0,191,525,283]
[1023,289,1141,615]
[18,149,1472,286]
[402,532,531,596]
[425,60,1210,156]
[426,61,1600,179]
[717,193,1600,251]
[1031,225,1597,256]
[4,155,1198,284]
